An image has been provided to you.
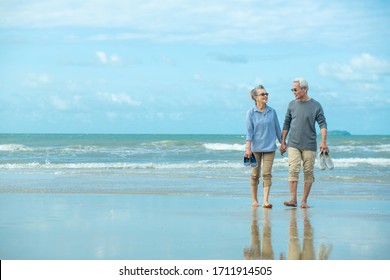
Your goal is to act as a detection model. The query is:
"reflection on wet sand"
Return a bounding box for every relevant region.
[244,209,332,260]
[244,208,274,260]
[284,209,314,260]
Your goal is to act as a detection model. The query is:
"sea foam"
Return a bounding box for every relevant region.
[203,143,245,151]
[0,144,31,151]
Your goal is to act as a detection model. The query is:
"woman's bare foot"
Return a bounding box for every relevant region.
[301,202,310,208]
[252,200,259,207]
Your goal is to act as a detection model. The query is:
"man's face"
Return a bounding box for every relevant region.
[291,82,306,100]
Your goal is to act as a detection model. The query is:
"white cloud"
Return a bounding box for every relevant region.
[96,51,108,64]
[110,55,120,63]
[2,0,388,44]
[24,73,50,87]
[318,63,360,81]
[50,96,69,111]
[351,53,390,74]
[96,51,121,65]
[97,92,141,106]
[318,53,390,82]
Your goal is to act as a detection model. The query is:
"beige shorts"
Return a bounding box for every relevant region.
[287,147,316,183]
[251,151,276,188]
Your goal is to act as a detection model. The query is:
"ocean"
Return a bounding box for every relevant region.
[1,133,389,199]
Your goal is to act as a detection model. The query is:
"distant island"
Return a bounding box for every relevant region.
[322,130,351,136]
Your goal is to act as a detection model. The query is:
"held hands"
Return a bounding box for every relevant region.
[279,143,287,156]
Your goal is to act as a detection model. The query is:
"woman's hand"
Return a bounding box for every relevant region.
[244,149,252,158]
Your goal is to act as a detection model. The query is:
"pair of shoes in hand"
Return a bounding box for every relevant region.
[244,153,258,168]
[318,151,334,170]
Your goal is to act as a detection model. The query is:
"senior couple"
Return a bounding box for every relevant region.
[244,77,328,209]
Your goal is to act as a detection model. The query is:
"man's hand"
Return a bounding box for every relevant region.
[319,142,329,152]
[280,143,287,156]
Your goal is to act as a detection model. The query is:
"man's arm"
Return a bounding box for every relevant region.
[319,127,328,152]
[280,130,288,156]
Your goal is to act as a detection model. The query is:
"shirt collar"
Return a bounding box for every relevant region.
[254,105,270,113]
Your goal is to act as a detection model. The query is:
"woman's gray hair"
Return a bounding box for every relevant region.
[293,77,309,90]
[250,85,266,102]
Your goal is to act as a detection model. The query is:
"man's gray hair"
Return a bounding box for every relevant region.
[293,77,309,90]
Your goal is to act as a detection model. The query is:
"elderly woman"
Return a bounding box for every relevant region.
[245,85,282,208]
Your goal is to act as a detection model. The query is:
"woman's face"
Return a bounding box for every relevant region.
[254,88,269,103]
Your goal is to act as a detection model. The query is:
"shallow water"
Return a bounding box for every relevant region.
[0,193,389,260]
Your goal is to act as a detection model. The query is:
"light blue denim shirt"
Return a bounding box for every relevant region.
[246,105,282,152]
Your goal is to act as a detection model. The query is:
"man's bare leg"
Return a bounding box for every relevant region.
[284,181,298,207]
[301,182,312,208]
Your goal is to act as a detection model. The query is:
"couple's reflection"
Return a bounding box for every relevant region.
[244,208,332,260]
[243,208,274,260]
[284,209,314,260]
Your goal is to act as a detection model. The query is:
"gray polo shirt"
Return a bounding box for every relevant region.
[282,98,327,151]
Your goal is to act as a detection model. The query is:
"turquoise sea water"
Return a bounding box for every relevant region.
[1,134,389,197]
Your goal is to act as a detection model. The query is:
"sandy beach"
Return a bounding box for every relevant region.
[1,190,389,260]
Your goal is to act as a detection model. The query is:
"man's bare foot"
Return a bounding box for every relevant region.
[284,200,297,207]
[252,201,259,207]
[301,202,310,208]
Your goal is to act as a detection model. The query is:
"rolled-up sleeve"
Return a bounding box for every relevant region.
[316,105,327,129]
[282,105,292,131]
[274,111,282,143]
[246,110,254,141]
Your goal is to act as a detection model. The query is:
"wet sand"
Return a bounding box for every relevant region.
[1,192,389,260]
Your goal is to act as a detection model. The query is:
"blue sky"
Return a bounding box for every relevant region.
[1,0,389,135]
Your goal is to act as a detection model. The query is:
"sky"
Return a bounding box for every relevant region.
[1,0,389,135]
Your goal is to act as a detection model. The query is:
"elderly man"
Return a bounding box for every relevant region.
[280,78,328,208]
